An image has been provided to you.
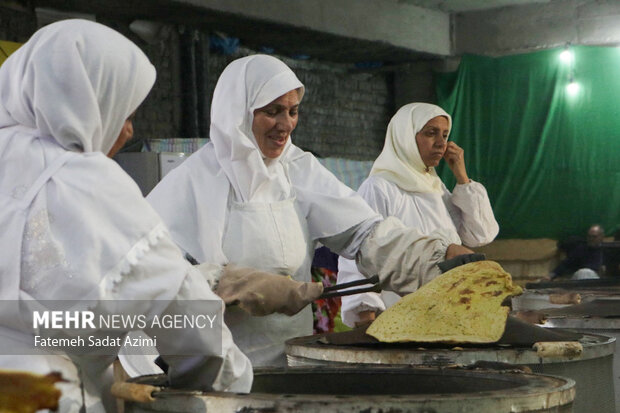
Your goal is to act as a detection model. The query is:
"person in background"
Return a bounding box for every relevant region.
[0,20,252,412]
[146,55,473,367]
[337,103,499,327]
[550,224,605,280]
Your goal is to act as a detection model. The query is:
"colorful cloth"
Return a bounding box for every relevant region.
[311,266,341,334]
[311,246,342,333]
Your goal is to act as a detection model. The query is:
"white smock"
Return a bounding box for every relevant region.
[338,103,499,327]
[221,188,314,366]
[0,20,251,412]
[147,55,383,366]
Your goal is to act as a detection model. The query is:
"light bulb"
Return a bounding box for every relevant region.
[560,49,573,64]
[566,81,579,95]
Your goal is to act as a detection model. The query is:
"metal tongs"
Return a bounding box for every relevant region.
[319,274,381,299]
[318,254,486,300]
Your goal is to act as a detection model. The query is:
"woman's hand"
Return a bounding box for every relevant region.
[443,142,470,184]
[445,243,475,260]
[355,310,376,327]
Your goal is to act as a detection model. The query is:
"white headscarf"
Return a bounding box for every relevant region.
[210,55,304,202]
[148,54,378,264]
[370,103,451,194]
[0,20,172,320]
[0,19,155,154]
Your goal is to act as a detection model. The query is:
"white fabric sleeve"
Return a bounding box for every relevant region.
[334,179,392,327]
[357,178,392,218]
[445,180,499,247]
[115,235,252,393]
[337,256,386,328]
[318,216,382,259]
[356,217,451,294]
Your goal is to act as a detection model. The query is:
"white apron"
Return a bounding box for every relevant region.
[222,192,314,367]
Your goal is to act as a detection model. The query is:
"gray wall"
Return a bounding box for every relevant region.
[176,0,451,57]
[455,0,620,56]
[291,61,392,159]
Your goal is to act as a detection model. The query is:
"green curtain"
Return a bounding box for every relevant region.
[435,46,620,240]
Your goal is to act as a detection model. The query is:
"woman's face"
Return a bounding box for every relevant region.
[415,115,449,168]
[107,114,135,157]
[252,90,300,159]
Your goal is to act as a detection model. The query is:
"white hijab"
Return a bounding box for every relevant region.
[0,20,172,315]
[0,19,154,154]
[210,54,304,202]
[148,54,378,264]
[370,103,452,194]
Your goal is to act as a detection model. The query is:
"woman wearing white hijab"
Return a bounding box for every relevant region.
[147,56,472,367]
[0,20,251,412]
[338,103,499,327]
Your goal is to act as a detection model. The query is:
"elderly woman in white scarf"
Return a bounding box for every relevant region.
[338,103,499,327]
[147,56,473,367]
[0,20,252,412]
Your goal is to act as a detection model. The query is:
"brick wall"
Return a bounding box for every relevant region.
[0,5,36,43]
[97,19,182,144]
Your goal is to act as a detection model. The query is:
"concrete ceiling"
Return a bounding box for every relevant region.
[28,0,554,64]
[32,0,449,64]
[401,0,550,12]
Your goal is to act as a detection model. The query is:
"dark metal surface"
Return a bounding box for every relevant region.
[284,332,614,412]
[510,289,620,411]
[126,367,575,413]
[526,277,620,290]
[249,366,546,395]
[286,328,613,366]
[538,299,620,318]
[313,315,582,348]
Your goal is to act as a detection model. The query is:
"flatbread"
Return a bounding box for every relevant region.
[0,370,63,413]
[366,260,522,343]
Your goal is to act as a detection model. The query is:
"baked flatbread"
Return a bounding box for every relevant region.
[366,260,522,343]
[0,370,63,413]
